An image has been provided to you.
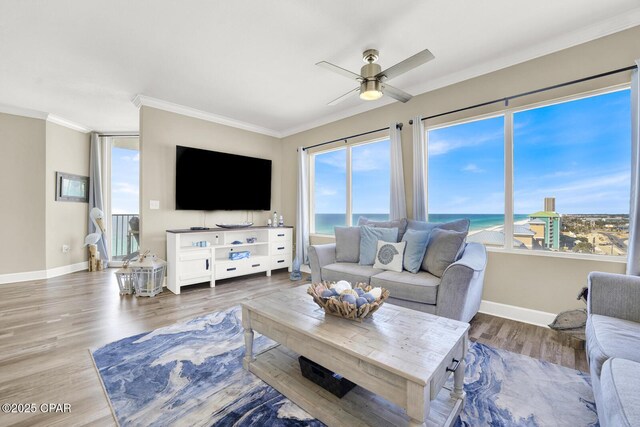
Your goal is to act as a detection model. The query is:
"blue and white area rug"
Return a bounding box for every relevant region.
[91,306,598,426]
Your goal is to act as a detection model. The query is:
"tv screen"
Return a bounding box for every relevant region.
[176,146,272,210]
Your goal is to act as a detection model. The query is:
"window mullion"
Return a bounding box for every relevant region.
[346,146,353,226]
[504,111,514,250]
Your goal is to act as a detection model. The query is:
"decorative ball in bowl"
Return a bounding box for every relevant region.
[307,280,390,322]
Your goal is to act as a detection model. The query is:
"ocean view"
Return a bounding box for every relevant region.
[314,213,530,235]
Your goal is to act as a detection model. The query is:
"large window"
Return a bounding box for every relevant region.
[428,116,505,241]
[513,89,631,256]
[426,87,631,257]
[312,139,390,235]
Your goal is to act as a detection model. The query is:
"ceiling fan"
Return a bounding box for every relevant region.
[316,48,434,105]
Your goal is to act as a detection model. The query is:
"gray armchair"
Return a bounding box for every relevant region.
[585,271,640,426]
[308,242,487,323]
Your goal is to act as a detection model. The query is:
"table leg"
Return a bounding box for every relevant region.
[406,381,429,427]
[452,334,467,400]
[241,306,254,370]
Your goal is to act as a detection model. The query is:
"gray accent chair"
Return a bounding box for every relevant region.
[585,271,640,427]
[308,241,487,323]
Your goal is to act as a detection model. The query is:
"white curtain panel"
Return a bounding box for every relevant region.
[627,61,640,275]
[389,123,407,219]
[412,116,428,221]
[89,132,109,262]
[296,147,310,264]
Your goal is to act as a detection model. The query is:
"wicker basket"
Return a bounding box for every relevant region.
[307,282,390,322]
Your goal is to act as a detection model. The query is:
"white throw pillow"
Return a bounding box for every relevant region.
[373,240,406,273]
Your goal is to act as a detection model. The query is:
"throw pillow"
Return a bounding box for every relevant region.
[358,217,409,240]
[359,226,399,265]
[401,229,430,273]
[334,226,361,263]
[422,228,468,277]
[407,218,470,234]
[373,240,406,273]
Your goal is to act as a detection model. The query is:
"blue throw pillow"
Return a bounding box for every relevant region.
[401,229,430,273]
[359,226,398,265]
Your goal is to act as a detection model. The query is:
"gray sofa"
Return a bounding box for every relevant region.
[586,271,640,427]
[308,225,487,323]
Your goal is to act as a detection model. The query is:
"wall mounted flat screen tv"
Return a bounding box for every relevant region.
[176,145,272,210]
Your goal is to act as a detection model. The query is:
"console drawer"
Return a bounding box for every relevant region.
[271,255,292,270]
[270,229,291,242]
[271,242,290,255]
[430,338,465,399]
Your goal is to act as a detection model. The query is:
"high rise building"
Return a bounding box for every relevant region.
[529,197,561,250]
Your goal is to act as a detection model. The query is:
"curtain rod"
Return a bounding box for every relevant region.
[97,133,139,137]
[301,122,402,151]
[409,64,638,125]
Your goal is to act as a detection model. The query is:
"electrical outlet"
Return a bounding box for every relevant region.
[150,200,160,210]
[62,244,70,253]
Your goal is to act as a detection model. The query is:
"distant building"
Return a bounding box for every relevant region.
[529,197,561,250]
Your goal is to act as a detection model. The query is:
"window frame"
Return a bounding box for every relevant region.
[309,136,391,236]
[425,83,630,263]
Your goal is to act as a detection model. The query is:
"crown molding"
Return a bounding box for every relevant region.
[0,103,48,120]
[132,95,282,138]
[46,114,92,133]
[0,102,94,133]
[278,8,640,138]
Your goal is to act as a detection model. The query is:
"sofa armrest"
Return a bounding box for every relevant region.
[588,271,640,323]
[436,243,487,323]
[308,243,336,284]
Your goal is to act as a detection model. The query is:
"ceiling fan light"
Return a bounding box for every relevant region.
[359,80,383,101]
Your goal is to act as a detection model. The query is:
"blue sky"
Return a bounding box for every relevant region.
[313,89,631,216]
[430,88,631,215]
[111,147,139,214]
[314,139,390,214]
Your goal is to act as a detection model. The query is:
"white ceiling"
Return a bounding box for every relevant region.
[1,1,640,136]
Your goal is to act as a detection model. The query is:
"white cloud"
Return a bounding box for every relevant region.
[113,182,139,195]
[514,170,630,213]
[315,186,337,197]
[541,170,575,179]
[462,163,484,173]
[121,153,140,162]
[429,130,503,156]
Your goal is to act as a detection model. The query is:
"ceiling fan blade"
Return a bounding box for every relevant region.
[376,48,435,81]
[327,87,359,106]
[381,83,412,103]
[316,61,362,81]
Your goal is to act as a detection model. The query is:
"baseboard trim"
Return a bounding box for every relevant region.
[0,261,90,285]
[479,300,556,328]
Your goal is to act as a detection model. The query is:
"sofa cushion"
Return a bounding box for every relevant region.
[401,229,430,273]
[586,314,640,378]
[407,218,470,234]
[359,226,398,265]
[321,263,383,285]
[422,228,468,277]
[370,270,439,304]
[600,358,640,427]
[373,240,406,273]
[335,226,361,263]
[358,217,408,240]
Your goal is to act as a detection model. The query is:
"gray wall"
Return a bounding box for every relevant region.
[280,26,640,314]
[139,106,282,259]
[45,122,90,269]
[0,112,46,274]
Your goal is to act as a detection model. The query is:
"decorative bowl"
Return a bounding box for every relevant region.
[307,281,390,322]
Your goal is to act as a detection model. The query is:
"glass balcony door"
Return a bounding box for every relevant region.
[106,136,140,265]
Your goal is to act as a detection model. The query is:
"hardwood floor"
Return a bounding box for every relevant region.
[0,269,587,426]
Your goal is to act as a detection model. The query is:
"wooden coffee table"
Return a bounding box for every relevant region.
[242,285,469,427]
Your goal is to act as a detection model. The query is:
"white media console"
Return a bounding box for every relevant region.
[166,226,293,294]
